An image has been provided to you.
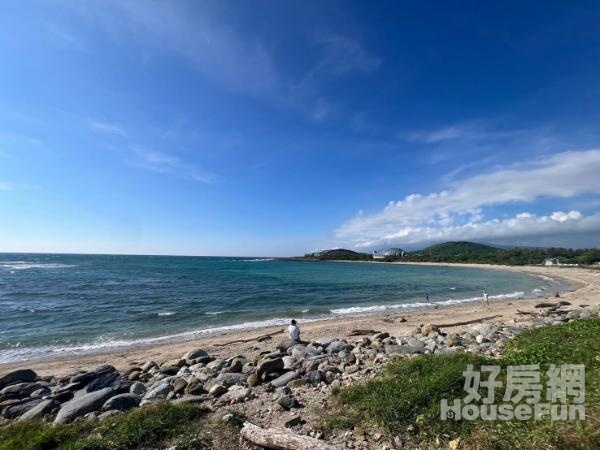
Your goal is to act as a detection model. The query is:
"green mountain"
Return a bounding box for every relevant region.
[303,248,372,261]
[409,241,499,259]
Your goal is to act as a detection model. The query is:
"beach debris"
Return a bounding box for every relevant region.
[431,315,502,328]
[240,421,337,449]
[347,329,380,336]
[214,329,285,347]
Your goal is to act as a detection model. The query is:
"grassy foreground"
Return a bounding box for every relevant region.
[0,403,210,450]
[328,318,600,449]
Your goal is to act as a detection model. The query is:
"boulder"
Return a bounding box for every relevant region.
[1,382,46,399]
[130,382,146,396]
[327,341,353,354]
[256,358,284,377]
[183,348,209,360]
[315,336,338,347]
[208,384,227,397]
[218,385,251,404]
[30,387,51,398]
[54,387,117,424]
[247,373,260,387]
[213,372,247,387]
[102,393,140,412]
[18,399,59,421]
[277,394,296,410]
[1,399,43,419]
[384,344,424,355]
[86,371,121,392]
[141,381,173,404]
[0,369,37,389]
[141,361,158,372]
[185,378,205,395]
[270,371,299,388]
[172,378,188,394]
[70,365,116,386]
[305,370,322,386]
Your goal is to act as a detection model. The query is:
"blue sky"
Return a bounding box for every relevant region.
[2,0,600,256]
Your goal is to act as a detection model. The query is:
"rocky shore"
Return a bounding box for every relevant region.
[1,297,599,449]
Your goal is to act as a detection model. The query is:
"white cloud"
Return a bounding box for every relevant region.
[335,149,600,248]
[88,120,127,137]
[72,1,280,97]
[0,181,12,191]
[128,147,218,183]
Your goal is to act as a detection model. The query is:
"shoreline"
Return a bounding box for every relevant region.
[1,263,596,377]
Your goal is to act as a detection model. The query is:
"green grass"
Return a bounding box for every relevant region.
[328,318,600,449]
[0,402,210,450]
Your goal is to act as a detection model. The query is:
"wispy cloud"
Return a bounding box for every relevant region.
[0,181,12,191]
[68,1,280,97]
[88,120,127,137]
[127,147,218,183]
[294,33,380,93]
[335,149,600,248]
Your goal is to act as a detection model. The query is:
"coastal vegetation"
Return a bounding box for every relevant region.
[0,402,211,450]
[327,318,600,449]
[303,241,600,266]
[303,248,373,261]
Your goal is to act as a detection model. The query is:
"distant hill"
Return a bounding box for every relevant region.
[406,241,600,265]
[302,241,600,266]
[409,241,499,259]
[303,248,372,261]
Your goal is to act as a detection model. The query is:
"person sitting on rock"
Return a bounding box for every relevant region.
[288,319,301,343]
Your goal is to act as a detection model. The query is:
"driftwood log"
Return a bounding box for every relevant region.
[240,422,338,450]
[347,329,380,336]
[433,314,502,328]
[214,329,285,347]
[516,309,537,316]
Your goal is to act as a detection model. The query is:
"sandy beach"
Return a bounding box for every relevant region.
[1,263,598,378]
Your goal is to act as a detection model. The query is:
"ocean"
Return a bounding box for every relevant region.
[0,254,566,363]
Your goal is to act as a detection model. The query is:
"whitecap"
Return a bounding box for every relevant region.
[157,312,175,316]
[330,291,526,315]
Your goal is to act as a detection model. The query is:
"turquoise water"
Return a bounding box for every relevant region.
[0,254,564,363]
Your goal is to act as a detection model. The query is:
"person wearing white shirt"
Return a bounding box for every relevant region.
[288,319,300,342]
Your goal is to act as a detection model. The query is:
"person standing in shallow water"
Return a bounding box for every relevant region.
[288,319,301,343]
[483,290,489,307]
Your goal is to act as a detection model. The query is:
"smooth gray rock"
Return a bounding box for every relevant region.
[98,409,121,421]
[141,381,173,404]
[86,371,121,392]
[30,387,51,398]
[183,348,209,360]
[1,399,43,419]
[54,387,117,424]
[270,371,299,388]
[384,344,424,355]
[102,393,140,412]
[70,365,117,386]
[305,370,322,386]
[315,337,338,347]
[18,399,58,421]
[214,372,247,387]
[130,382,146,396]
[0,369,37,389]
[1,382,46,399]
[218,385,250,403]
[277,394,296,410]
[256,357,284,376]
[327,341,353,354]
